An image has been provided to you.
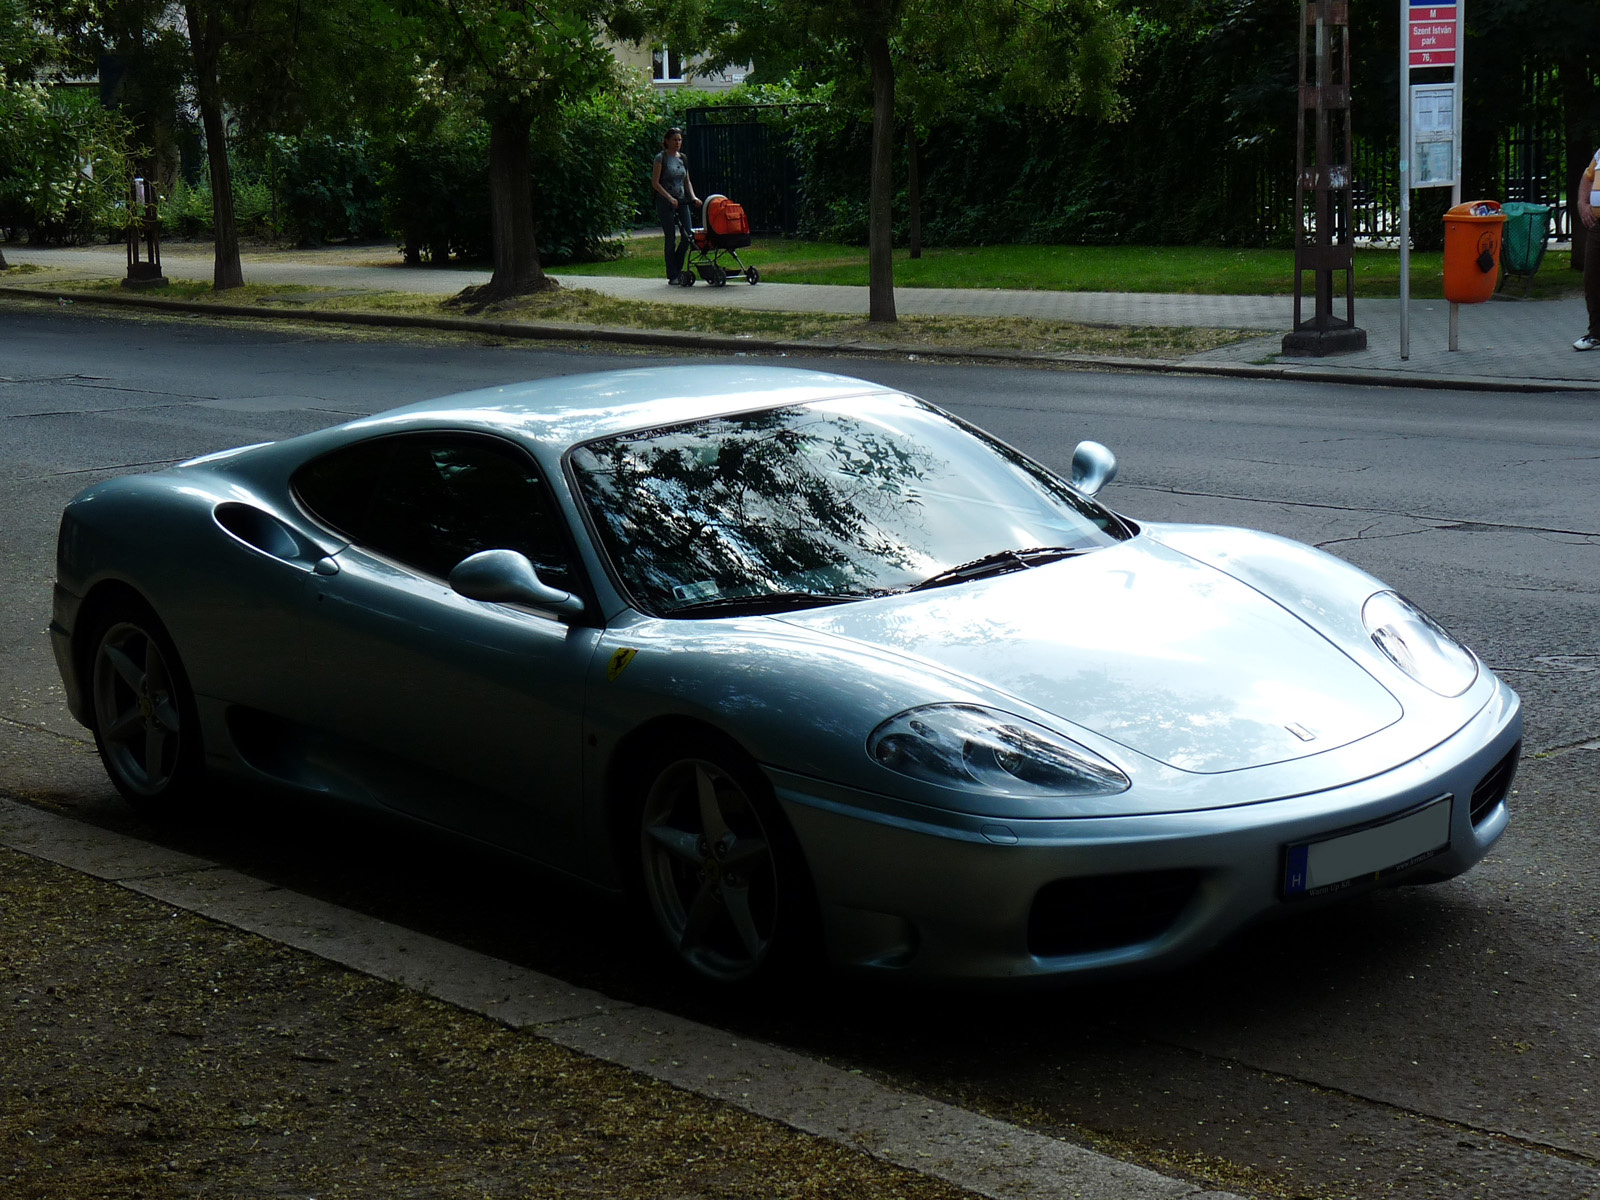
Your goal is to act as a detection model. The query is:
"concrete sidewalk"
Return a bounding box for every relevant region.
[6,242,1597,390]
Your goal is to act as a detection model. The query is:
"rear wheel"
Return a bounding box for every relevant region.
[635,740,814,985]
[89,601,203,816]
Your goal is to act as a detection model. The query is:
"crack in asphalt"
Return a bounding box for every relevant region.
[47,457,188,477]
[1529,530,1600,547]
[1230,456,1374,473]
[1530,736,1600,758]
[0,714,86,743]
[1490,582,1592,595]
[0,374,112,384]
[6,403,194,419]
[1120,483,1600,538]
[57,380,219,401]
[1314,522,1435,549]
[0,374,210,402]
[1141,1036,1600,1171]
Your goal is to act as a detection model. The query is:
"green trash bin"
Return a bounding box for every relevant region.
[1499,202,1551,293]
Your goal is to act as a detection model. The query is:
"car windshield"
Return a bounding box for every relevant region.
[568,393,1130,617]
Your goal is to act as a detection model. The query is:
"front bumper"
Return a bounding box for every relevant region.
[771,678,1521,982]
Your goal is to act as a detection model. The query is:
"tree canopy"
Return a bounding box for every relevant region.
[703,0,1130,320]
[384,0,628,302]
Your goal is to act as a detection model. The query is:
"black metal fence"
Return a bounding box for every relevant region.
[1232,65,1580,246]
[693,73,1584,247]
[684,106,803,235]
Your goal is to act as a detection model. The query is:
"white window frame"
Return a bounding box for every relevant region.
[652,45,686,83]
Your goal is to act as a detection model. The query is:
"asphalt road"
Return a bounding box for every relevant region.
[3,303,1597,1199]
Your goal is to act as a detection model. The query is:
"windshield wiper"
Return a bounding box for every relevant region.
[669,591,879,618]
[909,546,1087,593]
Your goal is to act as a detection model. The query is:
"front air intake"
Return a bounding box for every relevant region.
[1028,870,1200,958]
[1469,741,1520,826]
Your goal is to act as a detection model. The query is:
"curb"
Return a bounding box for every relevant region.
[0,793,1243,1200]
[4,282,1597,394]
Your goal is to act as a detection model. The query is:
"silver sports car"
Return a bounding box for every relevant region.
[50,366,1521,984]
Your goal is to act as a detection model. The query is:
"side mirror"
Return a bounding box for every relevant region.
[449,549,584,618]
[1070,440,1118,497]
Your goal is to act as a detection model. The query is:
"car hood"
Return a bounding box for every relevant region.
[776,538,1403,773]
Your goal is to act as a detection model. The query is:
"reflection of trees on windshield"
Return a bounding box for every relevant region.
[574,408,938,611]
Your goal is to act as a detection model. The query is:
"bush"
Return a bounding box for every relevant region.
[265,134,385,245]
[158,177,213,238]
[698,8,1303,249]
[531,90,653,263]
[382,87,663,266]
[382,122,491,263]
[0,79,132,245]
[155,173,274,240]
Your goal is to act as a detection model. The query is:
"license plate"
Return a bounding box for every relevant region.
[1283,795,1452,898]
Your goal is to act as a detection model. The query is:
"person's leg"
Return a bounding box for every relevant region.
[657,200,678,281]
[1586,228,1600,339]
[673,202,695,280]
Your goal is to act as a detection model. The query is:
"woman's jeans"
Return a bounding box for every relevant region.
[657,198,694,281]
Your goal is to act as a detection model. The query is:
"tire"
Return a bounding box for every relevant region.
[677,270,695,287]
[633,737,816,985]
[88,599,204,817]
[710,265,728,287]
[745,267,760,285]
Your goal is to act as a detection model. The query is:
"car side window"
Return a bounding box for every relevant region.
[294,434,573,588]
[292,437,391,543]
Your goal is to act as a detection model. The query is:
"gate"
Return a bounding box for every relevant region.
[685,106,801,235]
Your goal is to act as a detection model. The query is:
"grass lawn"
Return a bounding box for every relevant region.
[4,276,1261,359]
[564,238,1582,300]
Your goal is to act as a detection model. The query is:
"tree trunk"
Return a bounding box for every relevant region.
[454,108,552,306]
[867,32,897,323]
[1564,54,1594,273]
[0,248,9,271]
[185,2,243,291]
[907,125,922,260]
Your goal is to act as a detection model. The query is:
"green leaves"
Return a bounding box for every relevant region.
[0,76,134,240]
[392,0,621,121]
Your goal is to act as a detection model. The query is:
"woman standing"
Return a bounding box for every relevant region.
[651,128,701,284]
[1576,146,1600,351]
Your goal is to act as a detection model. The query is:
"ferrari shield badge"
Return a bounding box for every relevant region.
[606,647,639,682]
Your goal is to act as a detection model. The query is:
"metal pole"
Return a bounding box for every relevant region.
[1399,0,1411,360]
[1448,0,1465,351]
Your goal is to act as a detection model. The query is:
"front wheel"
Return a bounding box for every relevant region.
[745,266,760,285]
[635,742,813,984]
[89,601,204,816]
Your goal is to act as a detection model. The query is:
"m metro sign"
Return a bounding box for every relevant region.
[1409,0,1458,66]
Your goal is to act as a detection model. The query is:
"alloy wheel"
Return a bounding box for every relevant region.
[640,757,779,982]
[92,620,183,797]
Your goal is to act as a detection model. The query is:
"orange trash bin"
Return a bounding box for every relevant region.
[1442,201,1507,304]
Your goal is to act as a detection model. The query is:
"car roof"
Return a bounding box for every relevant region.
[341,366,899,454]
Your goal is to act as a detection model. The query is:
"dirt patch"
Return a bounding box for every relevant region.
[0,845,980,1199]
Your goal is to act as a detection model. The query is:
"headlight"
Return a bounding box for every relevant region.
[867,704,1130,799]
[1362,591,1478,697]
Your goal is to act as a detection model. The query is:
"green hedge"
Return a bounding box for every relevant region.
[774,7,1299,249]
[156,175,274,239]
[382,89,668,265]
[266,134,385,246]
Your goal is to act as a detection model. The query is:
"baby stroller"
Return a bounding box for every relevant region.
[677,194,760,287]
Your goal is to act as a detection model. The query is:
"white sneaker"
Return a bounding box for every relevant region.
[1575,335,1600,351]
